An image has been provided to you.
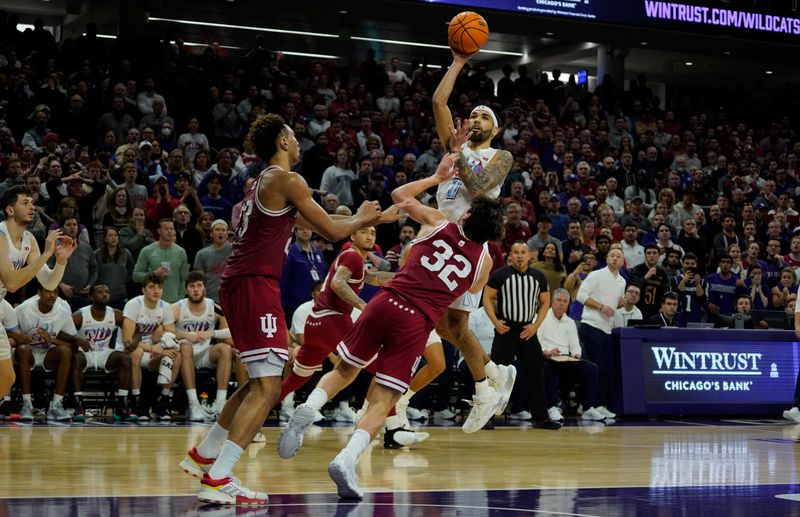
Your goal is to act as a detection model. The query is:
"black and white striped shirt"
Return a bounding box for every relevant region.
[487,265,548,323]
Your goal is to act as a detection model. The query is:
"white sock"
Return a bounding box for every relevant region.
[385,414,402,430]
[484,361,500,381]
[216,390,227,404]
[52,394,64,405]
[132,389,141,396]
[22,394,31,403]
[161,388,171,397]
[186,389,199,405]
[197,422,229,459]
[306,388,329,411]
[475,379,491,399]
[398,389,415,406]
[342,429,371,461]
[2,396,9,402]
[74,391,83,398]
[117,389,128,397]
[338,400,349,410]
[208,440,243,480]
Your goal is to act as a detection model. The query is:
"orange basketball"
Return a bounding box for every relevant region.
[447,11,489,55]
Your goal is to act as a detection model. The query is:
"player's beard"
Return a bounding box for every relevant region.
[469,128,492,143]
[189,293,204,304]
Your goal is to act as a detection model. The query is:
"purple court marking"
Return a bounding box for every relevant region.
[2,485,799,516]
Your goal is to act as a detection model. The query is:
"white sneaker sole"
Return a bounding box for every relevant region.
[277,405,316,459]
[179,456,210,478]
[197,486,269,506]
[328,457,364,499]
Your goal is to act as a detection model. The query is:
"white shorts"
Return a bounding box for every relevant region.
[141,351,156,370]
[245,350,285,379]
[448,290,482,313]
[426,329,441,349]
[192,344,217,370]
[81,349,117,372]
[32,345,55,372]
[0,328,10,361]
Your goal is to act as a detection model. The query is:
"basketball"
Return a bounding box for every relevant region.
[447,11,489,55]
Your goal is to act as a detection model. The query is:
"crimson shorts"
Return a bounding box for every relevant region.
[296,312,353,374]
[219,276,288,364]
[337,290,431,393]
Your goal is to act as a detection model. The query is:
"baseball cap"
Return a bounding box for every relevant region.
[139,140,152,149]
[154,176,168,184]
[566,174,579,182]
[44,132,59,144]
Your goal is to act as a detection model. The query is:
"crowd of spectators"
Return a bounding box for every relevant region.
[1,11,799,420]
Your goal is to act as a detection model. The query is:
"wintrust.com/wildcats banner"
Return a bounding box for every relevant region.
[419,0,800,41]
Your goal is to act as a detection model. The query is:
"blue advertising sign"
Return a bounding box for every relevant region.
[642,340,800,404]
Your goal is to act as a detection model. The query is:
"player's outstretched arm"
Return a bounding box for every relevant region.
[457,148,513,195]
[432,49,474,148]
[282,172,381,241]
[391,153,459,227]
[0,230,60,293]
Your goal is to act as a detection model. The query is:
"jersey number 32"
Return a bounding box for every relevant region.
[421,239,472,291]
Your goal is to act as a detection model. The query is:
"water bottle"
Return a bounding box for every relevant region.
[199,392,209,407]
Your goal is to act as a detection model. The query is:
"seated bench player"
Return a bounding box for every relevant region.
[175,271,236,422]
[14,285,81,421]
[72,284,135,422]
[123,272,182,421]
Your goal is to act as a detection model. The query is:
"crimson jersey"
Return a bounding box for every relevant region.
[222,166,298,280]
[384,221,489,323]
[313,248,365,316]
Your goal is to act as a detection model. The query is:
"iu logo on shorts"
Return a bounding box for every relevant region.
[260,313,278,338]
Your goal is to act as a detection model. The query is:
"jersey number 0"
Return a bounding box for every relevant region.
[420,239,472,291]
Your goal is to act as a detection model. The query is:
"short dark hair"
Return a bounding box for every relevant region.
[644,243,659,253]
[159,218,174,228]
[683,252,698,262]
[662,291,679,303]
[1,185,29,213]
[736,293,751,303]
[462,196,505,244]
[143,272,164,287]
[249,114,289,160]
[185,270,206,287]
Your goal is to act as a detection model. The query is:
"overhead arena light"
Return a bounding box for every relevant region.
[179,41,340,59]
[350,36,524,57]
[148,16,339,39]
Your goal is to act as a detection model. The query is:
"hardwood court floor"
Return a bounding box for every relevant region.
[2,420,800,500]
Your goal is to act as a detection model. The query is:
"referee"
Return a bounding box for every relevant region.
[483,241,561,429]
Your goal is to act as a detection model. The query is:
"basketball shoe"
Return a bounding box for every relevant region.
[462,389,502,433]
[181,446,215,478]
[328,450,364,499]
[47,400,70,422]
[277,403,316,459]
[491,364,517,416]
[383,427,430,449]
[198,473,269,505]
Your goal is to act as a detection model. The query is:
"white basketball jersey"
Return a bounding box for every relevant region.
[175,298,216,347]
[0,221,32,301]
[436,142,501,223]
[79,306,117,352]
[122,295,174,345]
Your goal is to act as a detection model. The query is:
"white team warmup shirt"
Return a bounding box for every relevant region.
[0,221,32,301]
[15,295,77,349]
[78,305,118,352]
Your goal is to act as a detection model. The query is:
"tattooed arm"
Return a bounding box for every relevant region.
[457,149,513,195]
[331,265,367,311]
[365,271,395,286]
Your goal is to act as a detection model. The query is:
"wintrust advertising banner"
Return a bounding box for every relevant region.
[642,341,800,404]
